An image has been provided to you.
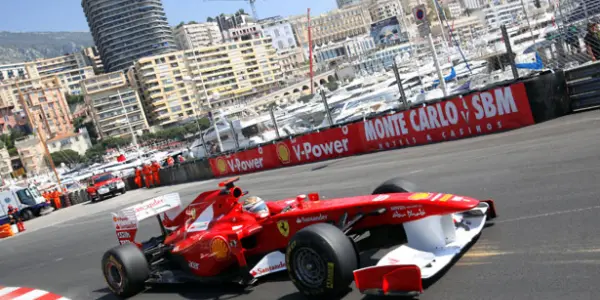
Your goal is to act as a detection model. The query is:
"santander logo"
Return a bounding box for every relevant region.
[251,261,286,276]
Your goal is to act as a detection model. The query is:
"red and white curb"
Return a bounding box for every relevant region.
[0,286,70,300]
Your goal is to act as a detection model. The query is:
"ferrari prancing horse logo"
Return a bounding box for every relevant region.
[277,220,290,237]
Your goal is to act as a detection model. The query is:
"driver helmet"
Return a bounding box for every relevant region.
[242,196,269,219]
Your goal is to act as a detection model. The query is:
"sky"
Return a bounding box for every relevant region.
[0,0,337,32]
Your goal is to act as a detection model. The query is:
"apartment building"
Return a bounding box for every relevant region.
[260,17,298,51]
[0,76,63,116]
[0,147,13,179]
[337,0,363,8]
[19,77,74,142]
[313,35,376,70]
[82,71,149,139]
[82,46,104,74]
[367,0,406,23]
[133,52,198,127]
[22,53,95,95]
[222,24,263,43]
[483,0,535,28]
[278,47,308,80]
[47,127,93,156]
[14,135,47,176]
[447,16,486,43]
[174,23,223,49]
[448,1,463,18]
[183,37,284,109]
[82,0,178,72]
[0,62,38,82]
[290,5,372,49]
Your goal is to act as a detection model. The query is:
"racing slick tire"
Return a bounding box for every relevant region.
[286,223,358,299]
[101,243,150,298]
[372,177,419,194]
[20,209,34,221]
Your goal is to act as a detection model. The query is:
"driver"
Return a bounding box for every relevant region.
[242,196,269,219]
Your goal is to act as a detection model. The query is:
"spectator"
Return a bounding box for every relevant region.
[566,25,580,53]
[584,22,600,61]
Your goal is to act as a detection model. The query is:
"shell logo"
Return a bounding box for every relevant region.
[215,158,228,174]
[408,193,432,200]
[210,237,230,260]
[276,143,291,164]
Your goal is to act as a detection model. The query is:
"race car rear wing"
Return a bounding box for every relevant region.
[111,193,182,245]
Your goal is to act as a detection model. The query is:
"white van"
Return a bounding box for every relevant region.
[0,185,52,224]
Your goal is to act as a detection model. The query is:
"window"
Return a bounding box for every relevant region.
[274,29,280,37]
[277,40,285,49]
[16,189,36,206]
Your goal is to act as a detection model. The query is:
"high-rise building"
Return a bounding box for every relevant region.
[132,52,199,127]
[183,38,283,109]
[82,71,149,139]
[174,23,223,50]
[133,37,283,125]
[81,0,178,73]
[215,12,255,34]
[337,0,363,8]
[289,4,372,49]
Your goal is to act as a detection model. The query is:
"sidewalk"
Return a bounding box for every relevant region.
[0,179,216,240]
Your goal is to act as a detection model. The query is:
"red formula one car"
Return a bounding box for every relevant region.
[101,177,497,299]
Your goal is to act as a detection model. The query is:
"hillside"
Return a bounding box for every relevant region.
[0,31,95,64]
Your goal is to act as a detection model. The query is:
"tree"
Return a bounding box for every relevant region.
[207,17,215,22]
[66,94,85,105]
[85,144,106,162]
[50,149,82,167]
[176,21,185,29]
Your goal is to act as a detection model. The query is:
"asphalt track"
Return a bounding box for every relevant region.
[2,109,600,300]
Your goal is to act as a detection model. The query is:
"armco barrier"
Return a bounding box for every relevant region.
[524,70,571,122]
[209,82,535,177]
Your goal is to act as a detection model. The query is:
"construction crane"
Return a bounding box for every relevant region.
[203,0,259,21]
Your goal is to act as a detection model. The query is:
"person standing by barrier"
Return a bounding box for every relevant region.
[52,189,62,210]
[167,156,175,167]
[142,163,153,188]
[178,155,185,164]
[585,22,600,61]
[151,160,161,187]
[134,166,143,188]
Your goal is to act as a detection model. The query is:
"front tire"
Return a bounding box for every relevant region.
[20,209,34,221]
[372,177,419,194]
[286,223,358,299]
[101,243,150,298]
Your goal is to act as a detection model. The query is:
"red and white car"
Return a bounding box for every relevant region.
[87,172,126,202]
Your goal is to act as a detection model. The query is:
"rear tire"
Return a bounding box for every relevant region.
[286,223,358,299]
[101,243,150,298]
[372,177,419,194]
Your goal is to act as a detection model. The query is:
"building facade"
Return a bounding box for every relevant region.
[47,127,93,156]
[222,24,263,43]
[313,35,376,70]
[14,136,47,176]
[0,147,13,179]
[290,5,372,49]
[183,38,284,109]
[278,47,308,81]
[215,13,255,35]
[81,0,178,73]
[174,23,223,50]
[133,52,198,127]
[367,0,405,23]
[337,0,363,9]
[19,77,74,142]
[0,63,38,82]
[260,17,298,51]
[82,46,104,74]
[82,71,149,139]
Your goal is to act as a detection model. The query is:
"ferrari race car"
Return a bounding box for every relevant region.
[101,177,497,299]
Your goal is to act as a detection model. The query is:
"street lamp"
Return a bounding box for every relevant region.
[116,89,140,155]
